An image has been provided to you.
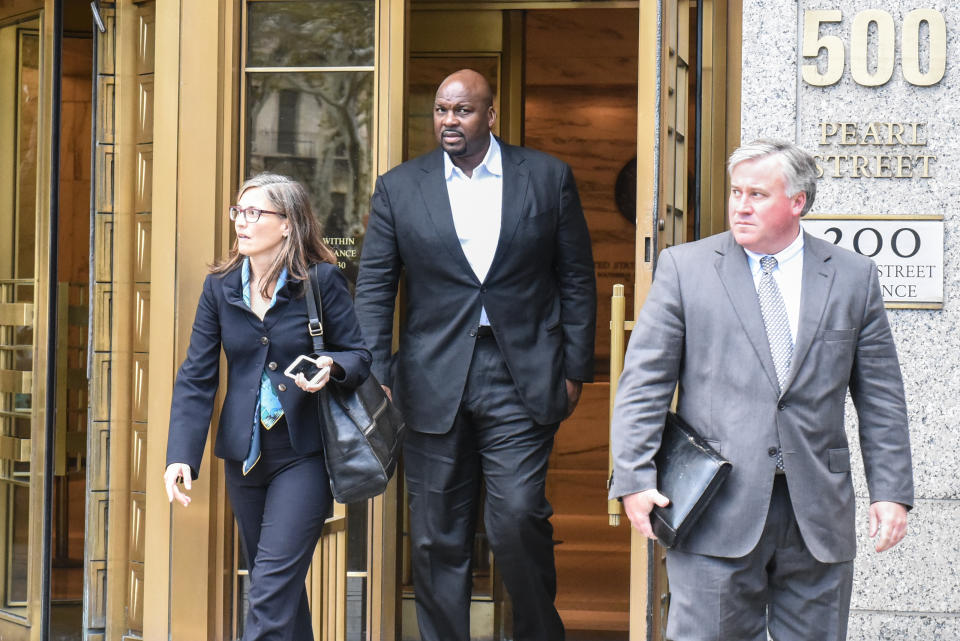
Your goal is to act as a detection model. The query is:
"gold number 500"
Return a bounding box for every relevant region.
[802,9,946,87]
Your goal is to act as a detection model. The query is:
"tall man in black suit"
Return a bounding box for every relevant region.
[355,69,596,641]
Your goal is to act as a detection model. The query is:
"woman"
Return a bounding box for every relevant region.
[163,173,371,640]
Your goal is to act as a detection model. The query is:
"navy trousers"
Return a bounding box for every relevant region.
[404,333,564,641]
[224,417,332,641]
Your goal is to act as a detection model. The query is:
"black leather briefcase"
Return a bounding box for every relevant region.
[651,412,732,548]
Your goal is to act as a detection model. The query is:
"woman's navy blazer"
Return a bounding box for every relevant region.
[166,262,372,479]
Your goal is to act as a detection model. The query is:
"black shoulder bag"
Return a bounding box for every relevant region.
[304,265,406,503]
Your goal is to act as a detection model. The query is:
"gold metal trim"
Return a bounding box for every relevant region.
[887,303,943,309]
[0,369,31,394]
[0,436,30,463]
[413,1,639,9]
[0,304,33,326]
[608,285,626,527]
[0,610,28,626]
[805,214,944,221]
[244,66,376,73]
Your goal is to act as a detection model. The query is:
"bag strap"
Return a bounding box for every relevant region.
[304,264,326,353]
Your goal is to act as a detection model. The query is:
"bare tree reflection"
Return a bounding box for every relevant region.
[244,2,374,283]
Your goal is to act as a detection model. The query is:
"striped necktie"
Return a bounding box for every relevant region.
[758,255,792,470]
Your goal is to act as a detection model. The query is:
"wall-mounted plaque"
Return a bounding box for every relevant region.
[802,215,943,309]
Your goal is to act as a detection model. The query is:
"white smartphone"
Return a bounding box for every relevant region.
[284,355,330,385]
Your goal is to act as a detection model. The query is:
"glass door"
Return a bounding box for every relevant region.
[0,12,42,639]
[0,11,43,641]
[0,6,91,639]
[236,3,379,639]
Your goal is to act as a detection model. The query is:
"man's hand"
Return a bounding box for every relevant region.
[381,385,392,402]
[565,379,583,418]
[869,501,908,552]
[623,489,671,540]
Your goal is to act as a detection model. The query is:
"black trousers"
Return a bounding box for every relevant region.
[404,334,564,641]
[224,417,332,641]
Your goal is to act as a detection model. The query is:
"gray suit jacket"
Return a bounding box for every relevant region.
[354,141,596,434]
[609,231,913,563]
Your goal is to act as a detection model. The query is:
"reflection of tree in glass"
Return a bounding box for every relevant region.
[246,72,373,284]
[247,1,375,68]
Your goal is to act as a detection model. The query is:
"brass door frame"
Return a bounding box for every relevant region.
[615,1,742,640]
[144,1,236,639]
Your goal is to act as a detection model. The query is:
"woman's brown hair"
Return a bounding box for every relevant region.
[211,173,337,298]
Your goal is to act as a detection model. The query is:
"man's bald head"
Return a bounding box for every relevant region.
[436,69,494,110]
[433,69,497,175]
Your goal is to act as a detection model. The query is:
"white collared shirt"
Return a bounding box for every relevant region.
[743,230,804,345]
[444,133,503,326]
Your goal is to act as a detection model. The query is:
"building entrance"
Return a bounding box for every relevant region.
[404,5,641,639]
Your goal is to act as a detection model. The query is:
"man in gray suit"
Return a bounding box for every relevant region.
[355,69,596,641]
[609,140,913,641]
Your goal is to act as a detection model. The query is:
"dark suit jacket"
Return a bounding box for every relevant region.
[166,262,372,478]
[610,232,913,563]
[354,141,597,434]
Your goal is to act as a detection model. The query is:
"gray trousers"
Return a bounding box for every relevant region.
[665,475,854,641]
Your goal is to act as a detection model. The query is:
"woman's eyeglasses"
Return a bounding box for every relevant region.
[228,206,287,223]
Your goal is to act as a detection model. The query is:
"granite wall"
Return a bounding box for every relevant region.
[740,1,959,638]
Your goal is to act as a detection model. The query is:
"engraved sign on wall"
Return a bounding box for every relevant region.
[802,215,943,308]
[797,5,951,311]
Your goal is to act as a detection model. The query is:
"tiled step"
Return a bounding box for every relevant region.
[561,610,629,636]
[547,468,614,513]
[555,547,630,611]
[553,513,630,551]
[548,456,631,635]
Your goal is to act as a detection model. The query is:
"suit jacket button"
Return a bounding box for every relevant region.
[277,383,287,392]
[777,401,786,410]
[268,361,278,370]
[260,336,269,345]
[768,447,778,457]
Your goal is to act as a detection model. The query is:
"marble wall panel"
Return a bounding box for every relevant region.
[740,1,797,139]
[850,498,960,612]
[742,0,960,633]
[848,612,960,641]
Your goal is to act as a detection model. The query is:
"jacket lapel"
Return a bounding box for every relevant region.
[782,233,835,392]
[487,141,528,275]
[714,233,781,394]
[222,266,263,333]
[418,149,479,282]
[263,276,299,332]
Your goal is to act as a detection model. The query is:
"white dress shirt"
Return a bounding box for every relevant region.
[743,230,804,345]
[444,133,503,326]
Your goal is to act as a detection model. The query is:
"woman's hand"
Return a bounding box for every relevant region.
[164,463,193,507]
[294,355,334,393]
